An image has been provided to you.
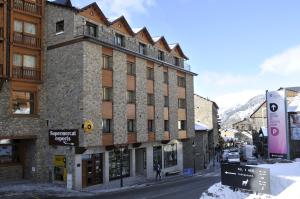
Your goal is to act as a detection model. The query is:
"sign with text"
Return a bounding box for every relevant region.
[49,129,79,146]
[267,90,288,158]
[221,164,270,194]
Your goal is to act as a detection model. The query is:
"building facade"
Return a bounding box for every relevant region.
[44,0,196,189]
[0,0,47,180]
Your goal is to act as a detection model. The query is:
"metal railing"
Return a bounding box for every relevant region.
[184,63,191,71]
[13,32,41,48]
[13,0,42,15]
[13,66,41,81]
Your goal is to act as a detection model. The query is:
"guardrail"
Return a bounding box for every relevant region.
[13,66,41,81]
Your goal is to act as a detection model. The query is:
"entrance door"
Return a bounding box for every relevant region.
[135,148,146,176]
[82,153,103,188]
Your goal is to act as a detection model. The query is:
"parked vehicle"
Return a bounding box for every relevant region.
[221,149,229,162]
[242,145,256,161]
[227,152,240,164]
[247,156,258,165]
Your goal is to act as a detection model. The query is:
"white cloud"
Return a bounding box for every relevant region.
[260,44,300,76]
[201,72,251,86]
[72,0,156,22]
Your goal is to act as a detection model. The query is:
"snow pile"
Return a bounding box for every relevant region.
[200,162,300,199]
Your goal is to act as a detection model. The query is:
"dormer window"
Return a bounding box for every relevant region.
[139,43,147,55]
[115,33,125,47]
[158,50,164,61]
[174,57,180,66]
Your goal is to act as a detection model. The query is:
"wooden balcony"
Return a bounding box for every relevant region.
[13,32,41,48]
[13,66,41,81]
[13,0,42,16]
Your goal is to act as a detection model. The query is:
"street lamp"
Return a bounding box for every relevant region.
[192,140,196,174]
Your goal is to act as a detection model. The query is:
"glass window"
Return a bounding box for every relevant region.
[0,140,20,164]
[164,96,169,107]
[178,120,186,130]
[56,20,64,33]
[178,98,186,109]
[139,43,147,55]
[103,55,113,69]
[147,67,154,80]
[14,20,23,32]
[163,72,168,84]
[23,55,36,68]
[164,144,177,168]
[164,120,169,131]
[115,33,125,47]
[103,87,112,101]
[102,119,112,133]
[24,22,36,35]
[109,149,130,180]
[147,94,154,106]
[174,57,180,66]
[177,76,186,87]
[86,22,97,37]
[12,91,35,115]
[13,54,22,66]
[148,120,154,132]
[127,91,136,104]
[158,50,164,61]
[127,119,136,132]
[153,146,162,170]
[127,62,136,75]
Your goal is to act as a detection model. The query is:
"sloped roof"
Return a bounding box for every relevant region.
[152,36,171,52]
[195,123,209,131]
[50,0,73,7]
[78,2,109,25]
[169,43,189,60]
[109,16,135,36]
[133,27,154,44]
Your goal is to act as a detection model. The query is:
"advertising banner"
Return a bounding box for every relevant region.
[267,90,288,158]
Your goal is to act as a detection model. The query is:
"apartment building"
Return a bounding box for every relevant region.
[0,0,47,180]
[45,0,196,189]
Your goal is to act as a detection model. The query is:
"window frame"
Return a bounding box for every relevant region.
[164,96,169,107]
[139,42,147,55]
[178,120,186,130]
[164,144,177,168]
[127,119,136,132]
[102,54,113,70]
[127,91,136,104]
[102,119,113,133]
[178,98,186,109]
[11,90,37,115]
[148,120,154,132]
[163,72,168,84]
[127,62,136,76]
[177,76,186,88]
[86,22,98,37]
[164,120,169,131]
[56,20,64,34]
[158,50,164,61]
[115,33,125,47]
[102,87,113,101]
[147,67,154,80]
[147,93,154,106]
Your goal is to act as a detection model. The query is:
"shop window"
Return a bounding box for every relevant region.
[147,67,154,80]
[127,62,136,75]
[153,146,162,170]
[53,155,66,181]
[0,139,19,164]
[103,87,112,101]
[164,144,177,168]
[12,91,36,115]
[109,149,130,180]
[102,119,113,133]
[102,55,113,69]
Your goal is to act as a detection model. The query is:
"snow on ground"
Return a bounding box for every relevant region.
[200,162,300,199]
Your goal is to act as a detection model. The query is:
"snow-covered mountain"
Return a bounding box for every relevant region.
[220,94,265,129]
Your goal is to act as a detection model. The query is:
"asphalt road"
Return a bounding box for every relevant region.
[63,174,219,199]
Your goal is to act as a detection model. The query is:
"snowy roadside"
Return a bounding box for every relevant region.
[200,161,300,199]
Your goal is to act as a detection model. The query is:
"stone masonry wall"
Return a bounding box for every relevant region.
[186,74,195,138]
[154,64,164,140]
[194,95,213,129]
[135,58,148,143]
[113,50,127,144]
[168,68,178,139]
[82,42,102,147]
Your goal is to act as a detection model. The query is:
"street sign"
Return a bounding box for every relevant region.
[49,129,79,146]
[221,164,270,194]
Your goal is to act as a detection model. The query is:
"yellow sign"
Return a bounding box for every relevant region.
[84,120,94,133]
[54,155,65,167]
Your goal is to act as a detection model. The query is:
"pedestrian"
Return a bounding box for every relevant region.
[155,163,161,181]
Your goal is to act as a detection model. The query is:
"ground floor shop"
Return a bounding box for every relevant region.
[49,140,183,189]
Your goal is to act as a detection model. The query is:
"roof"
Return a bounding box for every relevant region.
[168,43,189,60]
[133,27,154,45]
[153,36,171,52]
[195,123,210,131]
[109,16,135,36]
[78,2,109,25]
[288,94,300,112]
[49,0,73,7]
[194,94,219,109]
[250,101,266,118]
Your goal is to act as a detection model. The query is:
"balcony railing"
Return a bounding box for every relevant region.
[184,63,191,71]
[0,27,3,41]
[13,0,42,15]
[13,32,41,48]
[13,66,41,81]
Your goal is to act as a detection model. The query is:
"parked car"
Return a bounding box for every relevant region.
[227,152,240,164]
[221,149,229,162]
[247,156,258,165]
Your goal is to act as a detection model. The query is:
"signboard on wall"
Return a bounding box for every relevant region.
[266,90,288,158]
[49,129,79,146]
[221,164,270,194]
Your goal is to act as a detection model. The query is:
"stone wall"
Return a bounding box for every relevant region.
[168,69,178,140]
[186,74,195,138]
[154,64,164,141]
[0,164,23,181]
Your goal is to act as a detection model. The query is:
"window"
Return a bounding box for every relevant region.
[158,50,164,61]
[12,91,36,115]
[147,67,154,80]
[178,120,186,130]
[102,55,113,69]
[139,43,147,55]
[109,149,130,180]
[148,120,154,132]
[14,20,23,32]
[13,54,22,66]
[0,140,20,164]
[164,144,177,168]
[103,87,113,101]
[127,91,136,104]
[102,119,113,133]
[147,94,154,106]
[164,120,169,131]
[163,72,168,84]
[153,146,162,170]
[56,20,64,34]
[174,57,180,66]
[178,98,186,109]
[14,20,36,35]
[86,22,97,37]
[127,62,136,75]
[164,96,169,107]
[127,120,136,132]
[13,54,36,68]
[177,76,186,87]
[115,33,125,47]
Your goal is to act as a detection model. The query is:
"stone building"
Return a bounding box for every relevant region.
[0,0,47,180]
[44,0,196,189]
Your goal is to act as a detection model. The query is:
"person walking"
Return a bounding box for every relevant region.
[155,163,162,181]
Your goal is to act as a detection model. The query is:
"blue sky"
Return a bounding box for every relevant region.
[71,0,300,110]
